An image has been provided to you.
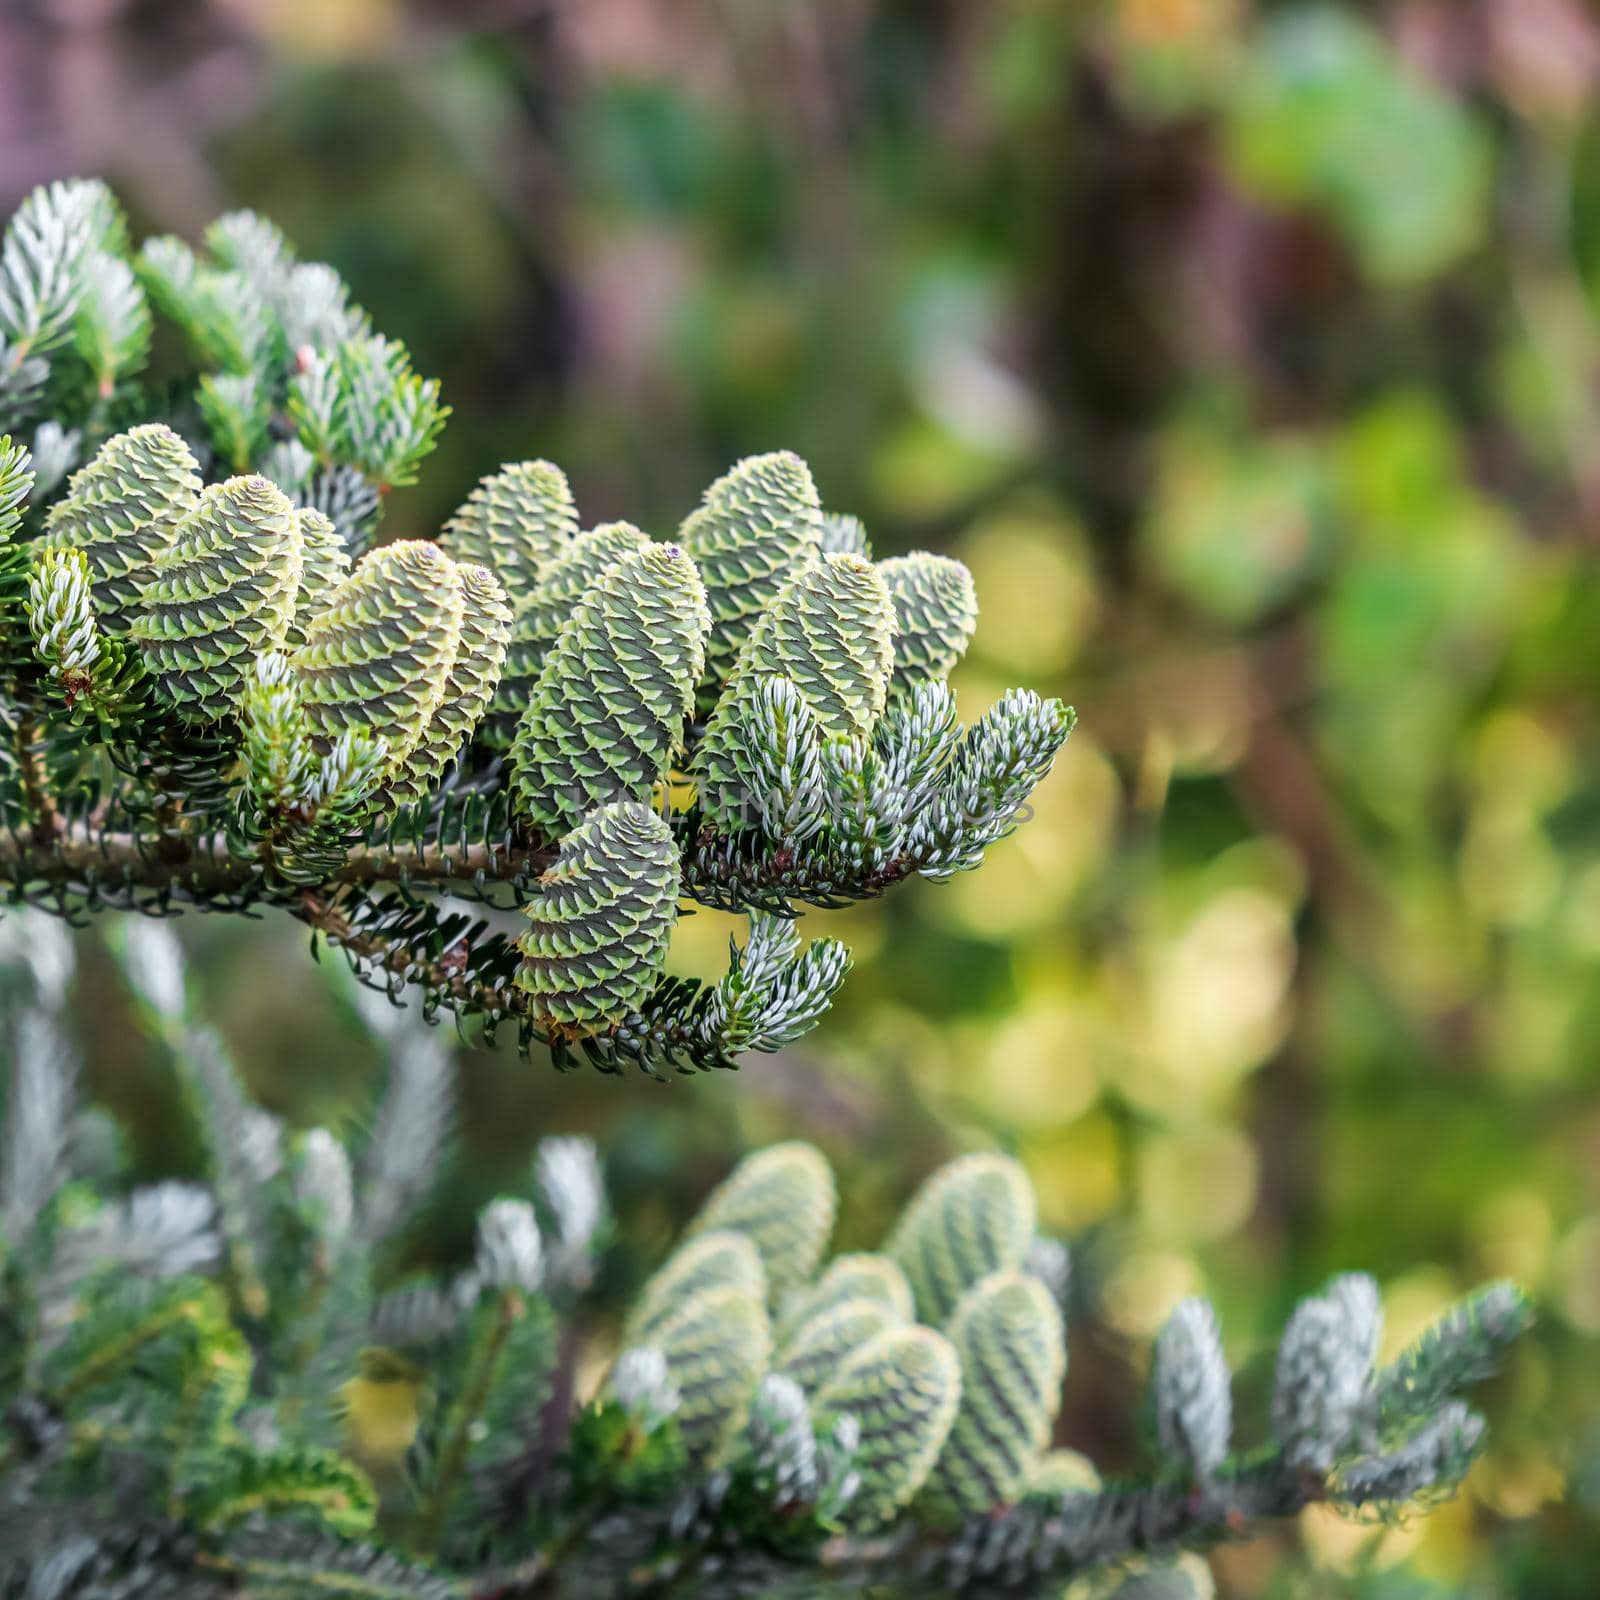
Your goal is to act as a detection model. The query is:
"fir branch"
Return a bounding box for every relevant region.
[355,1016,454,1247]
[1372,1282,1529,1430]
[0,1096,1533,1598]
[202,1534,456,1600]
[112,923,280,1320]
[414,1287,524,1551]
[0,160,1075,1071]
[299,887,527,1028]
[0,815,551,903]
[0,1007,77,1241]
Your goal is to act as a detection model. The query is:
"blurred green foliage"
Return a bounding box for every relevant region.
[5,0,1600,1591]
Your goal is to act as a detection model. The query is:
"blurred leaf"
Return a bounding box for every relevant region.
[1143,421,1334,623]
[1225,9,1492,282]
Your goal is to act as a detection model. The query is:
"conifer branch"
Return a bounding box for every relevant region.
[0,179,1079,1074]
[414,1286,524,1552]
[0,971,1532,1600]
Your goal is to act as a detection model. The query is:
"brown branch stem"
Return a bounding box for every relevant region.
[13,711,63,850]
[0,816,555,902]
[464,1449,1324,1598]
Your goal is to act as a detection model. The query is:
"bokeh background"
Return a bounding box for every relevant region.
[4,0,1598,1591]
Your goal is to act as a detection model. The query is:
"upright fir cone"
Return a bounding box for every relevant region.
[625,1231,768,1345]
[683,1141,838,1306]
[648,1284,772,1461]
[918,1271,1065,1521]
[877,551,978,690]
[679,450,823,713]
[385,561,511,805]
[286,507,350,646]
[885,1152,1038,1327]
[775,1252,915,1343]
[509,543,709,835]
[134,475,304,720]
[774,1297,907,1400]
[812,1325,962,1530]
[437,458,577,607]
[485,521,651,748]
[42,423,201,633]
[693,551,897,830]
[290,540,465,784]
[515,801,680,1033]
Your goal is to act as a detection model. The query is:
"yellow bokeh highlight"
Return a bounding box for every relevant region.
[1119,884,1297,1113]
[1471,709,1573,808]
[665,904,747,982]
[1461,799,1562,931]
[1023,1114,1124,1232]
[1305,1492,1489,1586]
[1137,1122,1260,1244]
[975,998,1101,1126]
[1553,1215,1600,1333]
[1466,1187,1552,1285]
[232,0,398,58]
[1367,864,1485,1017]
[1410,1491,1480,1584]
[960,499,1100,678]
[1462,712,1570,929]
[665,900,887,986]
[1562,862,1600,956]
[1102,1249,1200,1340]
[1311,1498,1478,1585]
[1482,963,1578,1088]
[1301,1503,1422,1572]
[1479,1447,1566,1519]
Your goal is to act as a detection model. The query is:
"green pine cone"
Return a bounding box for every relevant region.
[290,539,466,779]
[819,512,871,560]
[693,552,897,829]
[626,1231,767,1346]
[386,561,511,805]
[41,423,201,634]
[886,1153,1038,1327]
[515,800,680,1034]
[133,475,304,720]
[509,543,709,835]
[776,1252,914,1343]
[287,508,350,646]
[878,551,978,689]
[774,1297,905,1400]
[437,458,577,607]
[649,1284,772,1461]
[918,1271,1066,1522]
[684,1141,837,1305]
[812,1325,962,1530]
[485,521,652,748]
[679,451,823,710]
